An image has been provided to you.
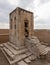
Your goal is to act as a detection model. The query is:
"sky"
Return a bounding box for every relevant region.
[0,0,50,29]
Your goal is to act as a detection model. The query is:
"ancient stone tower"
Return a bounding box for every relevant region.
[9,7,33,47]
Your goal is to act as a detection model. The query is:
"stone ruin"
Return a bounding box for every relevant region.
[9,7,33,47]
[0,7,50,65]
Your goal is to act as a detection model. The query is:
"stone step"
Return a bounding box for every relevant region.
[0,48,12,64]
[1,47,31,65]
[3,43,17,55]
[0,44,4,48]
[18,60,28,65]
[7,42,26,50]
[10,54,30,65]
[1,46,36,65]
[25,51,32,56]
[4,44,28,55]
[27,55,36,61]
[24,57,31,63]
[19,46,26,49]
[16,49,28,55]
[1,46,32,65]
[3,47,15,60]
[3,43,28,55]
[7,42,19,50]
[10,52,33,65]
[24,55,36,64]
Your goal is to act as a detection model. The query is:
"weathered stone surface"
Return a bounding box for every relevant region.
[25,36,50,59]
[31,36,38,39]
[24,58,31,63]
[7,42,19,50]
[25,51,32,56]
[41,42,49,46]
[9,7,33,47]
[15,48,28,55]
[25,38,40,58]
[28,55,36,61]
[10,54,29,65]
[0,44,3,48]
[1,45,32,65]
[3,43,28,55]
[3,47,15,60]
[18,60,28,65]
[31,38,40,44]
[3,43,17,55]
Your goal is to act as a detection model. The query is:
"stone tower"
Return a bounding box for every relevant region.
[9,7,33,47]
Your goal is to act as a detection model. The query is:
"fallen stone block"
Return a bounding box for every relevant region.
[18,60,28,65]
[28,55,36,61]
[24,57,31,63]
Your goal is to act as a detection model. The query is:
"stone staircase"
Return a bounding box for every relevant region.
[0,42,36,65]
[0,36,50,65]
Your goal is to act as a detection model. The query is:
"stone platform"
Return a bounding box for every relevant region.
[0,36,50,65]
[0,42,36,65]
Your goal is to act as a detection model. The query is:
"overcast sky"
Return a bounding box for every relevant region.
[0,0,50,29]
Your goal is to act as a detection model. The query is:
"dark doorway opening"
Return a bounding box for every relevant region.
[24,21,29,37]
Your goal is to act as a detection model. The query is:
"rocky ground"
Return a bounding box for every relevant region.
[29,59,50,65]
[0,49,50,65]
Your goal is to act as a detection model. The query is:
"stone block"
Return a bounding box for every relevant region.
[3,43,17,55]
[18,60,28,65]
[0,44,3,48]
[3,47,15,60]
[28,55,36,61]
[7,42,19,50]
[10,54,28,64]
[16,48,28,55]
[24,57,31,63]
[25,51,32,56]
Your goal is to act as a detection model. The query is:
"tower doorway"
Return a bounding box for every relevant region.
[24,20,29,37]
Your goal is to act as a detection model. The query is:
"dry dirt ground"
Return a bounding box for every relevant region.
[0,49,9,65]
[29,59,50,65]
[0,49,50,65]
